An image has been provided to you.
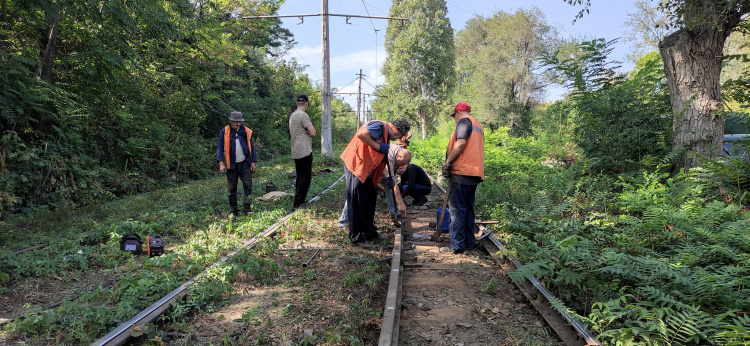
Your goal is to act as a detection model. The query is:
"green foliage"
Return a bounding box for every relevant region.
[376,0,454,139]
[454,7,556,135]
[546,47,672,174]
[497,166,750,345]
[414,111,750,345]
[540,38,621,92]
[0,0,319,217]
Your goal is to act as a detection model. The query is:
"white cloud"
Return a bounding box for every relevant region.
[330,48,378,73]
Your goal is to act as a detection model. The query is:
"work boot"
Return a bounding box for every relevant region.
[368,234,387,243]
[439,246,464,255]
[352,240,374,249]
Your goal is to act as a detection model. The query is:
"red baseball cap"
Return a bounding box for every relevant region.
[450,101,471,117]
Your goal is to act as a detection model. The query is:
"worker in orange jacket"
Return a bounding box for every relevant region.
[440,102,484,255]
[216,111,257,217]
[340,118,410,247]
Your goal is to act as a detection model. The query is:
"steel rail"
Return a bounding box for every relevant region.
[92,175,344,346]
[377,217,403,345]
[483,229,601,346]
[431,174,599,345]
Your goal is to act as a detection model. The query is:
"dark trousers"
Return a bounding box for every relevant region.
[293,153,313,207]
[345,166,378,243]
[227,160,253,214]
[448,182,477,251]
[399,183,432,202]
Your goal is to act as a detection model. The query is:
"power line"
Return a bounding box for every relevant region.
[361,0,378,30]
[291,46,321,81]
[361,1,388,15]
[446,1,478,16]
[362,75,378,90]
[338,0,361,71]
[338,76,361,90]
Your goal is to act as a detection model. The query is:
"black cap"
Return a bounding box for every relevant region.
[297,94,309,102]
[391,117,411,137]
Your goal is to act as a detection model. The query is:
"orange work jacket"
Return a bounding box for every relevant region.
[223,125,253,168]
[448,115,485,180]
[340,121,389,183]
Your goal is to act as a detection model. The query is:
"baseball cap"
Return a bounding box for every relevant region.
[297,94,309,102]
[449,101,471,117]
[391,118,411,137]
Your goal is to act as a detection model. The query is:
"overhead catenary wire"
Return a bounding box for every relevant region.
[337,0,361,71]
[361,0,388,15]
[360,0,378,31]
[291,46,322,81]
[446,1,479,16]
[361,75,379,90]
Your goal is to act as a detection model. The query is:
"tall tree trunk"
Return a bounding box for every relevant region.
[660,27,726,174]
[38,4,60,83]
[659,0,743,174]
[418,109,427,140]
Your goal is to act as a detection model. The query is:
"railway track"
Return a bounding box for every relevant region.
[88,174,597,345]
[3,170,598,345]
[378,178,600,345]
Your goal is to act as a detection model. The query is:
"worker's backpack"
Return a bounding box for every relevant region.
[119,233,143,255]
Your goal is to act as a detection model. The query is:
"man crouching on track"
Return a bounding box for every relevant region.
[380,145,411,226]
[441,102,484,255]
[336,144,411,229]
[340,117,411,248]
[216,111,257,218]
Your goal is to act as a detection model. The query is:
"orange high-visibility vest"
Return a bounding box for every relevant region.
[448,115,485,180]
[340,120,389,183]
[223,125,253,167]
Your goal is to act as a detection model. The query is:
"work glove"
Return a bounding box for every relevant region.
[384,176,395,190]
[377,142,389,154]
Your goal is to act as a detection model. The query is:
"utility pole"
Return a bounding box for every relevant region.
[243,10,406,157]
[334,90,387,131]
[321,0,332,156]
[356,69,364,129]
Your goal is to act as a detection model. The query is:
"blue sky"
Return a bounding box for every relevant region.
[275,0,642,109]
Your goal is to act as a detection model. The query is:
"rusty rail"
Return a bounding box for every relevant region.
[92,175,344,346]
[377,220,403,345]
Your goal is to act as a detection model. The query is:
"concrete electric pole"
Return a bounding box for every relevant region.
[243,6,406,157]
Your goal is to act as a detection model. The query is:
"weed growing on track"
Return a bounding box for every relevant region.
[481,278,498,295]
[168,178,389,345]
[0,154,344,345]
[406,128,750,345]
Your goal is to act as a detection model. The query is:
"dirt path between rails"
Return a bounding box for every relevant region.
[397,187,563,346]
[168,181,563,345]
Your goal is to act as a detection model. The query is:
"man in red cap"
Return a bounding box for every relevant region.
[440,102,484,254]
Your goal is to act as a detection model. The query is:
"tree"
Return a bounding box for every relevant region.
[571,51,672,174]
[454,8,556,135]
[0,0,298,214]
[541,38,622,93]
[378,0,454,139]
[567,0,750,174]
[622,0,669,63]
